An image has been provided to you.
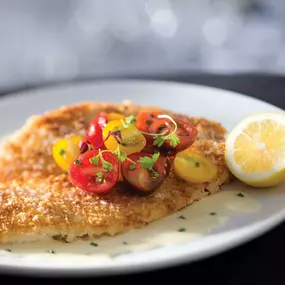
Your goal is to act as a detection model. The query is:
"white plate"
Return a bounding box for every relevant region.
[0,79,284,277]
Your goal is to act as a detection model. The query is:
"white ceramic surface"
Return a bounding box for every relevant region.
[0,79,284,277]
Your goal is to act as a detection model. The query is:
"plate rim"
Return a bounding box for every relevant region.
[0,78,282,112]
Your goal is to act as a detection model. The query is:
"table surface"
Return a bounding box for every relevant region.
[0,73,284,284]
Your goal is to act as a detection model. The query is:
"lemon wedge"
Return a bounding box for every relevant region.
[225,112,285,187]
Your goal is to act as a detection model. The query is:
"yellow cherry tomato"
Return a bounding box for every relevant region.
[107,112,125,121]
[52,136,83,171]
[102,120,146,155]
[173,149,218,183]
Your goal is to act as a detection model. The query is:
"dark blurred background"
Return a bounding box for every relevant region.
[0,0,284,93]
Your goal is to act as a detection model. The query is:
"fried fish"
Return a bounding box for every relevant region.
[0,101,230,243]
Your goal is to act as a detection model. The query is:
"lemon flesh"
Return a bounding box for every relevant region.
[225,112,285,187]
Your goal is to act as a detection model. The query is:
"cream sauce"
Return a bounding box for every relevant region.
[0,184,261,263]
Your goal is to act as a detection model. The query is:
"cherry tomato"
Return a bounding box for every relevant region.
[52,136,83,171]
[102,120,146,155]
[69,150,119,193]
[135,111,161,133]
[86,112,125,149]
[173,149,218,183]
[149,119,198,151]
[86,112,108,149]
[121,152,170,194]
[107,113,125,121]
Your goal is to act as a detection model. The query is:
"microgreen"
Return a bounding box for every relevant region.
[89,151,112,171]
[121,119,130,129]
[102,160,112,171]
[152,114,180,147]
[139,153,160,170]
[151,171,160,178]
[126,115,136,125]
[120,115,136,129]
[113,147,127,162]
[89,156,99,166]
[96,172,103,183]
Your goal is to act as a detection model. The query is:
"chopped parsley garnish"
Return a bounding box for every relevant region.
[150,114,155,118]
[178,215,186,220]
[47,249,55,254]
[237,193,245,198]
[195,162,200,167]
[90,242,98,247]
[75,160,82,166]
[113,147,127,162]
[146,120,152,126]
[5,249,11,252]
[139,153,160,170]
[178,228,186,232]
[209,212,217,216]
[59,149,65,156]
[123,242,128,245]
[63,170,68,175]
[129,164,136,170]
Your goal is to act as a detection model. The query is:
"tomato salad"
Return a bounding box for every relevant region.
[52,111,218,194]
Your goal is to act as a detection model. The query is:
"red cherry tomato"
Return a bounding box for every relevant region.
[86,112,108,149]
[69,150,119,194]
[136,111,162,144]
[149,119,198,151]
[121,152,170,194]
[135,111,161,132]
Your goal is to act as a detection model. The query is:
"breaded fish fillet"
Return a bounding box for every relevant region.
[0,102,230,243]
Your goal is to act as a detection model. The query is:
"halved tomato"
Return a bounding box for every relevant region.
[173,149,218,183]
[69,150,119,193]
[149,119,198,151]
[102,120,146,155]
[52,136,83,171]
[135,111,161,133]
[86,112,108,149]
[86,112,125,149]
[121,152,170,194]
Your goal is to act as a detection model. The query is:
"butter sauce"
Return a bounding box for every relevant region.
[0,183,261,262]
